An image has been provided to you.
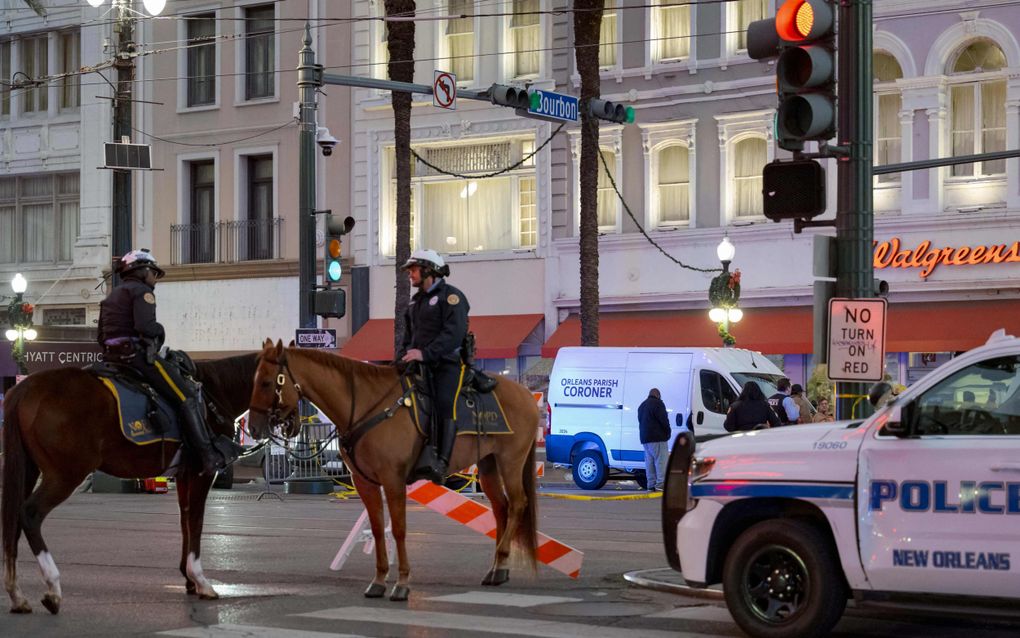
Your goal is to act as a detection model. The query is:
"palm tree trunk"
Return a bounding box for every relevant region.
[574,0,605,346]
[385,1,416,357]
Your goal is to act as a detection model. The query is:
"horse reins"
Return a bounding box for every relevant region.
[248,353,305,429]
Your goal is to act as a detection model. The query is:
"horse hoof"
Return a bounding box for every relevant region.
[10,600,32,614]
[198,590,220,601]
[389,584,410,602]
[185,581,197,595]
[41,594,60,615]
[481,570,495,586]
[490,568,509,586]
[364,583,386,598]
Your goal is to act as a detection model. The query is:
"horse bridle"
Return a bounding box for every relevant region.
[249,353,305,432]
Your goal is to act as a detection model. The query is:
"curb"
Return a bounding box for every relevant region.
[623,568,725,601]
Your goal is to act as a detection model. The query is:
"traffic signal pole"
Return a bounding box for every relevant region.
[297,27,318,329]
[834,0,874,420]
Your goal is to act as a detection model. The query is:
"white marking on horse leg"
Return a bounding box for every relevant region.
[36,551,62,599]
[186,552,218,599]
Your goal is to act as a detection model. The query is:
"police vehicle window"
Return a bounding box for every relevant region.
[913,355,1020,436]
[700,371,734,415]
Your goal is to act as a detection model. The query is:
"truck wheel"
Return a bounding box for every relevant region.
[722,519,847,638]
[571,450,607,490]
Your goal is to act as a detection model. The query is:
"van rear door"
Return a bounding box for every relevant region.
[621,353,693,464]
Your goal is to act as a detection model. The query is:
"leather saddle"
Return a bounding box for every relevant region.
[401,366,511,438]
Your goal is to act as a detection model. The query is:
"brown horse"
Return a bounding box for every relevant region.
[247,339,539,601]
[2,353,274,614]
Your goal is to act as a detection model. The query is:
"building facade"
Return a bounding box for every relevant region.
[342,0,1020,388]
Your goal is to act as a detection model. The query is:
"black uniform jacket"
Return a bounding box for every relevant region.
[399,278,470,364]
[97,278,166,347]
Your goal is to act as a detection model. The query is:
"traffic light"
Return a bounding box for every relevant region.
[775,0,836,150]
[762,159,826,221]
[316,213,355,319]
[489,84,531,109]
[323,213,354,286]
[588,98,635,124]
[746,0,836,151]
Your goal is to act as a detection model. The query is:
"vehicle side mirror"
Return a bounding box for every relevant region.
[880,404,911,437]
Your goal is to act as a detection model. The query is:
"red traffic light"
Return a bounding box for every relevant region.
[776,0,833,43]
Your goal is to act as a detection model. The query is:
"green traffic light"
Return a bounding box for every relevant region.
[625,106,636,124]
[529,92,540,111]
[327,260,342,282]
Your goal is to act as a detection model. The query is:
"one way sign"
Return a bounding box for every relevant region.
[295,328,337,349]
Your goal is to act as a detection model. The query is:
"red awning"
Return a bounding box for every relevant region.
[342,314,544,362]
[540,300,1020,357]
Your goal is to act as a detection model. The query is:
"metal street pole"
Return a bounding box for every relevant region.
[112,0,133,262]
[297,26,319,330]
[834,0,874,420]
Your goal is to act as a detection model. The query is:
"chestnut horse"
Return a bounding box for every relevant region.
[2,353,273,614]
[247,339,539,601]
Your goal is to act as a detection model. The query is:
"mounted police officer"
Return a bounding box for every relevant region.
[397,248,469,484]
[97,249,240,476]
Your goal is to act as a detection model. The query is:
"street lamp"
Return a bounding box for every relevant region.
[708,236,742,347]
[6,273,37,376]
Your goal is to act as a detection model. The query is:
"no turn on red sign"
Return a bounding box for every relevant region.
[827,298,888,382]
[433,70,457,110]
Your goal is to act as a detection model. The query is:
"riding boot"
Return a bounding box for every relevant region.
[180,397,232,476]
[418,419,456,485]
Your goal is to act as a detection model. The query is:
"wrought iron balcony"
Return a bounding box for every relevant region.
[170,217,284,265]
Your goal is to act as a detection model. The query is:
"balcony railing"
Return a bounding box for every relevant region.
[170,217,284,265]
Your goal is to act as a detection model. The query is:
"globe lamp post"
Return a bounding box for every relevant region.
[6,273,37,376]
[708,237,742,347]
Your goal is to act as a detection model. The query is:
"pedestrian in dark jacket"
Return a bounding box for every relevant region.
[724,381,782,432]
[638,388,671,491]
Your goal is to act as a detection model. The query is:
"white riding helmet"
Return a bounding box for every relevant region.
[118,248,166,279]
[401,248,448,276]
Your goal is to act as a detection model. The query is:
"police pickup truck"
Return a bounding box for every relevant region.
[663,330,1020,638]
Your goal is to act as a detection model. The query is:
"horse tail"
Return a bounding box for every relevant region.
[2,382,29,569]
[516,441,539,571]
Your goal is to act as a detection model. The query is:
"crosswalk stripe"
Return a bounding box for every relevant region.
[646,605,734,622]
[426,591,584,607]
[296,606,729,638]
[158,623,367,638]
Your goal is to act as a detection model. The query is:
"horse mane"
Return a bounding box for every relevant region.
[285,347,398,382]
[192,352,260,415]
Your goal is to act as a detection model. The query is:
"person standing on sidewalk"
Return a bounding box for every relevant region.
[638,388,671,491]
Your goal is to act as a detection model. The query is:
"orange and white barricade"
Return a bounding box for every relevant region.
[406,479,582,578]
[330,480,583,579]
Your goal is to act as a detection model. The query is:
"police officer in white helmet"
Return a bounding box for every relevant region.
[398,248,470,484]
[97,249,241,476]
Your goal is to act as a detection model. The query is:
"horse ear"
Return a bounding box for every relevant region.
[274,339,284,356]
[263,337,274,349]
[288,339,296,348]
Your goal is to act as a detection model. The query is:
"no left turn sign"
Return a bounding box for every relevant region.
[433,70,457,110]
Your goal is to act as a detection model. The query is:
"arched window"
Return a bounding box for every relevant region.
[949,40,1006,177]
[657,145,690,224]
[733,137,765,218]
[874,51,903,182]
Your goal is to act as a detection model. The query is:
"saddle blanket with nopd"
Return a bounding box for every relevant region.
[97,377,182,445]
[403,376,514,437]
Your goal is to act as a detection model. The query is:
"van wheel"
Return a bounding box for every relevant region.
[571,450,607,490]
[723,519,847,638]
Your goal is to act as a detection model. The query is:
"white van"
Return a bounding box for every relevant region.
[545,347,785,489]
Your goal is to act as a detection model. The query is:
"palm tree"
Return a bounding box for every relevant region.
[385,0,416,356]
[22,1,46,17]
[573,0,605,346]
